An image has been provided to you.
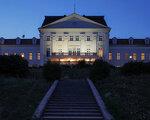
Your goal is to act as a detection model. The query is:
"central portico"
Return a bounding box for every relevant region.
[39,13,110,65]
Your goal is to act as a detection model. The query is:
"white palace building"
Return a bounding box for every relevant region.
[0,13,150,67]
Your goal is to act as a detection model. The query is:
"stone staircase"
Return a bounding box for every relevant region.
[41,79,104,120]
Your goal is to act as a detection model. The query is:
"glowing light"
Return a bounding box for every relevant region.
[129,56,132,59]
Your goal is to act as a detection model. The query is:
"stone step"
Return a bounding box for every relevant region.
[45,106,99,109]
[44,109,100,112]
[42,116,103,119]
[46,104,98,107]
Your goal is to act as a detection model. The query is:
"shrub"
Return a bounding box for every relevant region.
[0,55,29,77]
[121,61,150,76]
[76,60,87,68]
[90,59,111,81]
[43,61,61,81]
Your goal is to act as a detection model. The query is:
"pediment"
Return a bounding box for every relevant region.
[42,13,108,29]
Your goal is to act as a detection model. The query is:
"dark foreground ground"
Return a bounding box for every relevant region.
[0,69,50,120]
[0,67,150,120]
[95,74,150,120]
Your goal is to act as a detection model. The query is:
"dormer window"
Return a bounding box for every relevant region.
[112,37,117,44]
[64,32,69,34]
[145,37,150,45]
[16,37,21,45]
[32,37,37,44]
[0,37,5,44]
[129,37,134,45]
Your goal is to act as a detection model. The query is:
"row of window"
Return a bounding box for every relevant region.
[46,48,93,57]
[2,52,40,61]
[109,53,149,61]
[50,32,99,35]
[46,36,103,41]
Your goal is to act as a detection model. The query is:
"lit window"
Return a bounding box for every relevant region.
[98,48,103,57]
[141,53,145,60]
[76,36,79,41]
[58,36,62,41]
[47,36,50,41]
[4,53,8,56]
[37,52,40,60]
[70,36,73,41]
[29,53,33,60]
[109,53,112,60]
[99,36,103,41]
[87,36,90,41]
[117,53,120,60]
[125,53,129,60]
[133,53,137,60]
[20,53,25,58]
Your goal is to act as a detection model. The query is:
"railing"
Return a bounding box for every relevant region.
[51,52,97,56]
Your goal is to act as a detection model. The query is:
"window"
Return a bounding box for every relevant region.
[58,36,62,41]
[70,36,73,41]
[86,49,90,55]
[133,53,137,60]
[37,52,40,60]
[93,32,98,34]
[68,48,72,55]
[80,32,85,34]
[99,36,103,41]
[77,48,80,55]
[141,53,145,60]
[117,53,120,60]
[125,53,129,60]
[4,53,8,56]
[29,53,33,60]
[58,49,63,55]
[109,53,112,60]
[46,48,50,57]
[64,32,69,34]
[51,32,56,34]
[47,36,50,41]
[76,36,79,41]
[87,36,90,41]
[20,53,25,58]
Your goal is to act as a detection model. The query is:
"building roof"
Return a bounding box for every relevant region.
[0,39,40,45]
[109,38,150,46]
[41,15,107,28]
[42,18,106,28]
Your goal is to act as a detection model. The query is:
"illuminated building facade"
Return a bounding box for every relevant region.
[0,13,150,66]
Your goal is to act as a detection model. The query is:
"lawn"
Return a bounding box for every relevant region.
[95,72,150,120]
[0,69,50,120]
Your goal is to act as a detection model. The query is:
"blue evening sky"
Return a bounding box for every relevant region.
[0,0,150,38]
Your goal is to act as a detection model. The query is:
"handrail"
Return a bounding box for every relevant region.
[32,80,59,120]
[87,78,114,120]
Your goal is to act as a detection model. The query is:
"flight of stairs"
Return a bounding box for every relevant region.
[41,79,104,120]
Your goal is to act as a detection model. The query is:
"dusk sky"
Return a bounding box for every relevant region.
[0,0,150,38]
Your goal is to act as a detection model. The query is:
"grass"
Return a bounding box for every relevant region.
[0,69,50,120]
[95,71,150,120]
